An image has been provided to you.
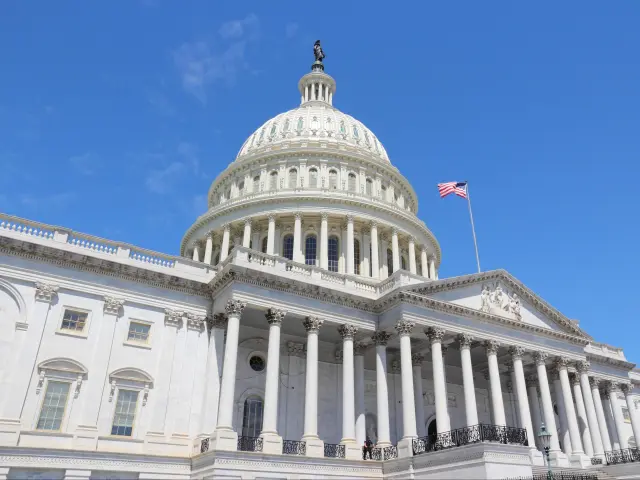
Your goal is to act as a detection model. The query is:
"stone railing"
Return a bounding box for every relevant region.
[412,424,528,456]
[0,216,56,240]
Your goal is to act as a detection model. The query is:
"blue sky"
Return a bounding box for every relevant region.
[1,2,639,361]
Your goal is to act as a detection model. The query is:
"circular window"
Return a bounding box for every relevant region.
[249,355,266,372]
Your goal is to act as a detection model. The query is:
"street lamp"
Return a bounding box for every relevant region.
[537,422,553,480]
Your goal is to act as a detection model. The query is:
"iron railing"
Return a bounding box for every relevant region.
[413,424,528,455]
[283,439,306,455]
[200,438,209,453]
[508,474,597,480]
[370,445,399,461]
[590,457,603,465]
[605,447,640,465]
[237,435,263,452]
[324,443,345,458]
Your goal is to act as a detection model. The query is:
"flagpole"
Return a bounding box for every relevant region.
[465,181,481,273]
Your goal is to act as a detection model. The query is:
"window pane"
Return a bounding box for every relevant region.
[348,173,356,192]
[328,237,339,272]
[111,390,139,436]
[387,249,394,275]
[309,168,318,187]
[242,396,264,437]
[127,322,150,343]
[288,169,298,188]
[329,170,338,189]
[61,310,87,332]
[305,236,317,266]
[282,235,294,261]
[37,381,70,431]
[354,239,361,275]
[366,179,373,196]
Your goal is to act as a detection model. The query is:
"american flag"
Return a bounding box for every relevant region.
[438,181,468,199]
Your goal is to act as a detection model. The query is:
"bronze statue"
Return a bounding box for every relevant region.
[314,40,325,62]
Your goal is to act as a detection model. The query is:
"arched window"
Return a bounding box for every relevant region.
[241,396,264,438]
[366,178,373,196]
[329,170,338,190]
[261,236,268,253]
[282,235,294,261]
[348,173,357,192]
[253,175,260,192]
[354,239,361,275]
[381,185,387,201]
[401,256,407,271]
[309,168,318,188]
[269,171,278,190]
[305,235,317,266]
[387,249,394,275]
[288,168,298,189]
[328,236,339,272]
[238,181,245,196]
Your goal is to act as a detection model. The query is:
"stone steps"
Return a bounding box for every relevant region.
[532,465,615,480]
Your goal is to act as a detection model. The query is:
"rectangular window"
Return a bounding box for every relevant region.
[60,309,88,332]
[111,389,139,436]
[127,322,150,343]
[37,381,70,431]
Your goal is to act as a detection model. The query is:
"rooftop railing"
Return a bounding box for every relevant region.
[412,424,528,456]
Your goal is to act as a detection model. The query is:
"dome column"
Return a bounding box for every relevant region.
[320,213,329,270]
[346,215,355,275]
[203,232,213,264]
[370,222,379,279]
[266,215,276,255]
[420,249,428,279]
[242,219,252,248]
[220,224,231,262]
[408,237,417,275]
[391,228,400,273]
[428,255,436,280]
[192,242,201,262]
[293,213,303,263]
[260,308,286,453]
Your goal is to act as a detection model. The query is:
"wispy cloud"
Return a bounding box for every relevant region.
[20,192,77,210]
[69,152,100,176]
[145,162,184,194]
[173,14,260,103]
[144,142,203,194]
[285,22,299,39]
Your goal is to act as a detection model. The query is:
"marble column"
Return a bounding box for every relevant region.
[427,327,449,433]
[459,334,479,427]
[261,308,286,453]
[603,388,621,450]
[556,358,589,465]
[362,231,371,277]
[211,300,246,451]
[510,347,537,453]
[355,342,366,447]
[370,222,379,279]
[526,375,543,449]
[590,378,613,452]
[391,228,400,273]
[242,219,252,248]
[346,215,355,274]
[204,232,213,264]
[570,373,594,458]
[302,316,324,456]
[380,237,389,278]
[338,324,360,459]
[408,237,417,274]
[267,215,276,255]
[428,256,436,280]
[220,224,231,262]
[621,383,640,450]
[607,383,628,449]
[372,331,392,447]
[396,320,417,457]
[201,314,227,435]
[551,369,572,455]
[534,352,563,461]
[576,362,604,458]
[293,213,303,263]
[420,249,428,279]
[486,340,506,426]
[320,213,328,270]
[412,353,426,437]
[192,243,201,262]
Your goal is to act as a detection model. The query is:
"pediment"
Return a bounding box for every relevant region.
[38,358,88,375]
[109,367,154,385]
[409,269,590,339]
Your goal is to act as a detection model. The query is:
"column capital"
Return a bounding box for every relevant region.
[321,212,329,221]
[370,220,378,229]
[426,326,446,344]
[409,236,416,244]
[391,227,398,236]
[554,357,570,370]
[287,341,306,358]
[222,223,231,232]
[570,373,581,387]
[605,382,619,395]
[509,346,526,359]
[428,254,437,262]
[411,353,424,366]
[187,313,206,331]
[525,374,538,388]
[346,214,354,224]
[457,333,474,348]
[548,368,560,382]
[589,377,600,389]
[205,230,214,240]
[303,316,323,333]
[371,330,392,346]
[504,359,514,372]
[207,312,228,330]
[485,340,500,354]
[244,218,252,227]
[103,296,124,316]
[265,307,286,325]
[576,360,591,373]
[395,319,415,336]
[620,383,633,395]
[441,345,449,356]
[35,282,59,303]
[338,323,358,340]
[294,212,303,220]
[533,352,549,365]
[225,299,246,317]
[268,214,277,222]
[164,308,184,328]
[354,342,367,356]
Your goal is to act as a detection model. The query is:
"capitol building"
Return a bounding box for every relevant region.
[0,47,639,480]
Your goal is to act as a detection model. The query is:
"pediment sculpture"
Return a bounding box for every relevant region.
[480,282,522,321]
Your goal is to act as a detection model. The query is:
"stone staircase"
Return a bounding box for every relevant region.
[532,465,616,479]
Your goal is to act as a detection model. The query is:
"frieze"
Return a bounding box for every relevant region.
[480,282,522,321]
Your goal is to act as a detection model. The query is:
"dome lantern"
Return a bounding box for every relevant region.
[298,40,336,106]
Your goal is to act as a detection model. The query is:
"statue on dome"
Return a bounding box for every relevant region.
[314,40,325,63]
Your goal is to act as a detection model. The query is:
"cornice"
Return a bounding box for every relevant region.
[587,353,636,371]
[409,269,589,339]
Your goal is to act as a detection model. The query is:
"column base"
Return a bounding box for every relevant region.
[397,437,415,458]
[529,449,545,466]
[569,452,592,468]
[261,433,283,454]
[547,450,570,467]
[209,428,238,452]
[340,440,361,460]
[302,436,325,458]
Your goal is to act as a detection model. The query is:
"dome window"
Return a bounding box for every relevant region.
[282,119,290,136]
[249,133,257,148]
[258,127,265,144]
[309,168,318,188]
[311,116,319,134]
[348,173,357,192]
[328,170,338,190]
[352,125,360,139]
[364,131,371,147]
[296,117,304,135]
[269,123,277,139]
[328,236,339,272]
[282,235,294,261]
[269,171,278,191]
[354,239,361,275]
[366,178,373,196]
[253,175,260,192]
[305,235,317,266]
[373,137,380,153]
[238,181,245,195]
[387,249,394,275]
[339,120,346,138]
[326,117,333,137]
[288,169,298,189]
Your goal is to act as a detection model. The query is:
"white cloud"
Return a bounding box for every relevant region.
[173,14,260,103]
[285,22,299,39]
[69,152,100,175]
[145,162,184,194]
[143,142,203,193]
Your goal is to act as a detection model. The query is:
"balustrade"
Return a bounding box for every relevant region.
[412,424,528,456]
[237,436,263,452]
[604,447,640,465]
[282,439,306,455]
[323,443,345,458]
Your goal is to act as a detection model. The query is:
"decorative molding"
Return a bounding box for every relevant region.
[354,342,367,356]
[164,309,183,328]
[225,299,246,317]
[534,352,548,366]
[457,333,474,348]
[187,313,206,330]
[338,323,357,340]
[576,360,590,374]
[207,312,228,330]
[103,296,124,316]
[371,330,392,346]
[485,340,500,355]
[426,326,446,344]
[35,282,58,303]
[303,316,323,333]
[395,319,415,336]
[411,353,424,366]
[555,357,570,369]
[265,307,287,326]
[589,377,600,389]
[509,346,526,359]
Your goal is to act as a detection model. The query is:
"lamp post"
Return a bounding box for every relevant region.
[538,422,553,480]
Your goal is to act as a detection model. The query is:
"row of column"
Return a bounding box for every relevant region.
[302,81,333,105]
[191,215,438,280]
